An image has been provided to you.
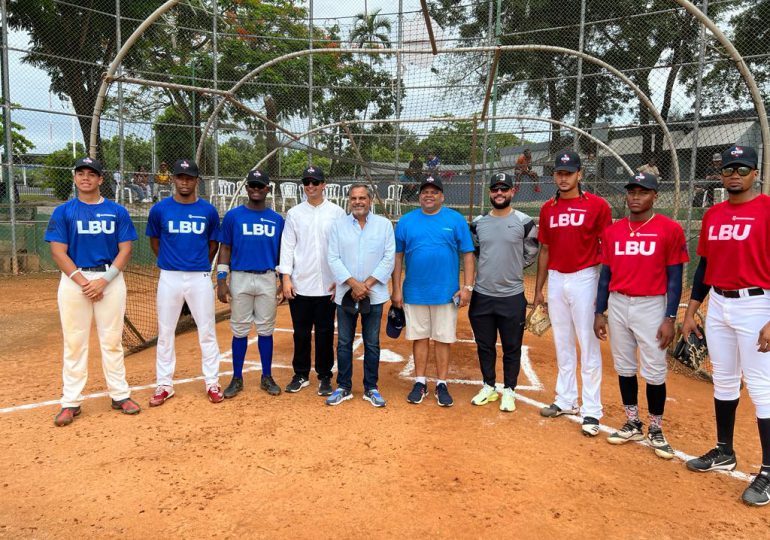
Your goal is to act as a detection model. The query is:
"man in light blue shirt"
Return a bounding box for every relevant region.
[326,184,395,407]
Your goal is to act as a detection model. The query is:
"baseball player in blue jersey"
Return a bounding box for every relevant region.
[45,157,140,426]
[216,169,284,398]
[146,159,223,406]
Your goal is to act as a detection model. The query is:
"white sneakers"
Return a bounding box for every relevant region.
[471,384,516,412]
[499,387,516,412]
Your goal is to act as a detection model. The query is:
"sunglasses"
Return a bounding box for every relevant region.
[302,179,323,186]
[490,186,511,193]
[721,166,754,177]
[247,182,268,189]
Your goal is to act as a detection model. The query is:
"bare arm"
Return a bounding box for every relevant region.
[49,242,88,287]
[150,237,160,257]
[216,244,232,304]
[533,243,549,307]
[81,241,133,299]
[390,252,404,308]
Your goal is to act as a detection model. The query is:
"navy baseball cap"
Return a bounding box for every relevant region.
[624,171,659,191]
[172,159,200,177]
[554,150,581,172]
[419,175,444,192]
[489,172,513,188]
[246,169,270,187]
[386,306,406,339]
[73,156,103,175]
[722,145,758,169]
[302,166,325,182]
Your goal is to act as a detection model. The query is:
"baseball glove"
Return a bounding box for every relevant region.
[526,304,551,336]
[673,326,708,371]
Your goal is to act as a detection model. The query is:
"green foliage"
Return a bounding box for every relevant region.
[100,134,153,174]
[44,143,85,200]
[217,137,266,179]
[0,117,35,156]
[280,151,331,178]
[154,107,196,166]
[415,120,520,164]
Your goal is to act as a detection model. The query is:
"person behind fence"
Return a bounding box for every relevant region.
[45,157,140,427]
[146,159,223,406]
[593,172,688,460]
[216,169,284,399]
[426,151,440,174]
[133,165,152,203]
[515,148,540,194]
[277,165,346,396]
[696,153,723,208]
[680,145,770,507]
[637,156,660,178]
[154,161,170,200]
[325,184,395,407]
[468,172,539,413]
[391,175,475,407]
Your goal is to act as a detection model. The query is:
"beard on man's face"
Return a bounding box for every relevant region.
[490,196,512,209]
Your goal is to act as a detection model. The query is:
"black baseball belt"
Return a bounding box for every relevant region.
[713,286,765,298]
[80,263,111,272]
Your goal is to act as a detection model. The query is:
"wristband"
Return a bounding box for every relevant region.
[103,265,120,283]
[217,271,228,281]
[217,264,230,274]
[68,269,82,279]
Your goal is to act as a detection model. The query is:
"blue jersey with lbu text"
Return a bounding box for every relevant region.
[44,198,137,267]
[146,198,220,271]
[218,206,284,271]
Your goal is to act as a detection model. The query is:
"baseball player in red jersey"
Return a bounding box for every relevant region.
[593,172,688,459]
[534,150,612,436]
[682,145,770,506]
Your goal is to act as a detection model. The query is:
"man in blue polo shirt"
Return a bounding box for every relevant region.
[146,159,223,406]
[216,169,284,398]
[45,156,140,426]
[391,175,475,407]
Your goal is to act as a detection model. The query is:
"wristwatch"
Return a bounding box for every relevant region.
[463,285,474,292]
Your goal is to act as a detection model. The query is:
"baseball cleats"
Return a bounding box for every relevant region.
[435,383,454,407]
[540,403,578,418]
[607,420,644,444]
[686,446,737,472]
[647,427,675,460]
[149,386,174,407]
[285,375,309,393]
[318,377,334,397]
[471,384,499,406]
[53,406,81,427]
[326,388,353,406]
[581,417,601,437]
[407,382,428,404]
[223,377,243,399]
[260,375,281,396]
[742,470,770,507]
[363,388,386,408]
[499,387,516,412]
[207,384,224,404]
[111,398,141,415]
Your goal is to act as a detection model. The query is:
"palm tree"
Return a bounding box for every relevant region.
[349,8,393,52]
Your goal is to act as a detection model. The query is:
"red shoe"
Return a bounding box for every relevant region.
[149,386,174,407]
[207,384,224,404]
[112,397,141,415]
[54,406,81,427]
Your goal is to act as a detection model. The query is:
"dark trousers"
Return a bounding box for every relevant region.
[288,294,336,379]
[336,303,384,391]
[468,291,527,389]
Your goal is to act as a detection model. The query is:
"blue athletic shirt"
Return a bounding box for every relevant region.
[218,206,284,271]
[44,198,137,268]
[395,207,474,305]
[146,197,220,271]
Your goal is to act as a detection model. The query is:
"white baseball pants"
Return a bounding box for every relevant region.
[548,265,604,419]
[57,271,130,407]
[707,290,770,418]
[156,270,220,388]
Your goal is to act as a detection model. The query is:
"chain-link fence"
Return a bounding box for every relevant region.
[1,0,768,353]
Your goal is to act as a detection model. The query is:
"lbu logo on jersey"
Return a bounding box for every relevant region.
[550,212,585,227]
[614,241,656,256]
[242,223,275,237]
[168,221,205,234]
[77,220,114,235]
[708,224,751,241]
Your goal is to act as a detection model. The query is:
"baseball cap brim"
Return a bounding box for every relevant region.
[554,164,580,173]
[74,164,102,175]
[722,157,757,168]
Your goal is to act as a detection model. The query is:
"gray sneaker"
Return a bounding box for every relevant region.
[363,388,386,408]
[540,403,578,418]
[742,470,770,507]
[607,420,644,445]
[326,387,353,406]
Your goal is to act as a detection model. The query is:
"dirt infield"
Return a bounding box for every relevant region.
[1,274,769,538]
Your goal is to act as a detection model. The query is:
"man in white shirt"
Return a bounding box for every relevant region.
[278,166,346,395]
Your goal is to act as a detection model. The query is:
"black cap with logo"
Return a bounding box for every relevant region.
[172,159,200,177]
[553,150,581,173]
[386,306,406,338]
[73,156,103,175]
[302,166,325,182]
[246,169,270,187]
[419,175,444,192]
[624,171,659,191]
[721,145,758,169]
[489,172,513,188]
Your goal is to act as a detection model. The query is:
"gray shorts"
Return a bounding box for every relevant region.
[230,271,278,337]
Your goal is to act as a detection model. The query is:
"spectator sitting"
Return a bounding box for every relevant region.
[426,151,440,174]
[407,153,423,182]
[133,165,152,202]
[154,162,170,200]
[115,169,144,202]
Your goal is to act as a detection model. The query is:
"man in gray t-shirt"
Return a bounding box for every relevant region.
[468,172,539,412]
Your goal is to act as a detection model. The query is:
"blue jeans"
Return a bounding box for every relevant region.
[336,303,383,391]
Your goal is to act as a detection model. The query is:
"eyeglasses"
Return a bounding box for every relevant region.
[302,179,323,186]
[721,166,754,177]
[247,182,268,189]
[490,186,511,193]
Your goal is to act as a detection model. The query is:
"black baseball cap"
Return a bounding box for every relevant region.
[721,145,758,169]
[302,166,325,182]
[172,159,200,177]
[419,175,444,192]
[386,306,406,339]
[73,156,103,175]
[489,172,513,188]
[246,169,270,187]
[553,150,581,172]
[624,171,659,191]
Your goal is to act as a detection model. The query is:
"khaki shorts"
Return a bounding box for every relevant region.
[404,303,458,343]
[230,271,277,337]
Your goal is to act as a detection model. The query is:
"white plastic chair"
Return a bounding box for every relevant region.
[324,183,341,206]
[384,184,403,216]
[120,186,133,205]
[211,180,236,212]
[156,185,172,200]
[714,187,727,204]
[280,182,298,212]
[265,182,276,209]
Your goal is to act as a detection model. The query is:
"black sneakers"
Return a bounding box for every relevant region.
[223,377,243,399]
[285,375,310,393]
[317,377,333,396]
[260,375,281,396]
[435,383,454,407]
[686,446,738,472]
[742,470,770,506]
[407,382,428,404]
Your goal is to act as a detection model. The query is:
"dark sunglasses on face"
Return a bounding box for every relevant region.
[302,179,322,186]
[490,186,511,193]
[247,182,268,189]
[721,166,754,177]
